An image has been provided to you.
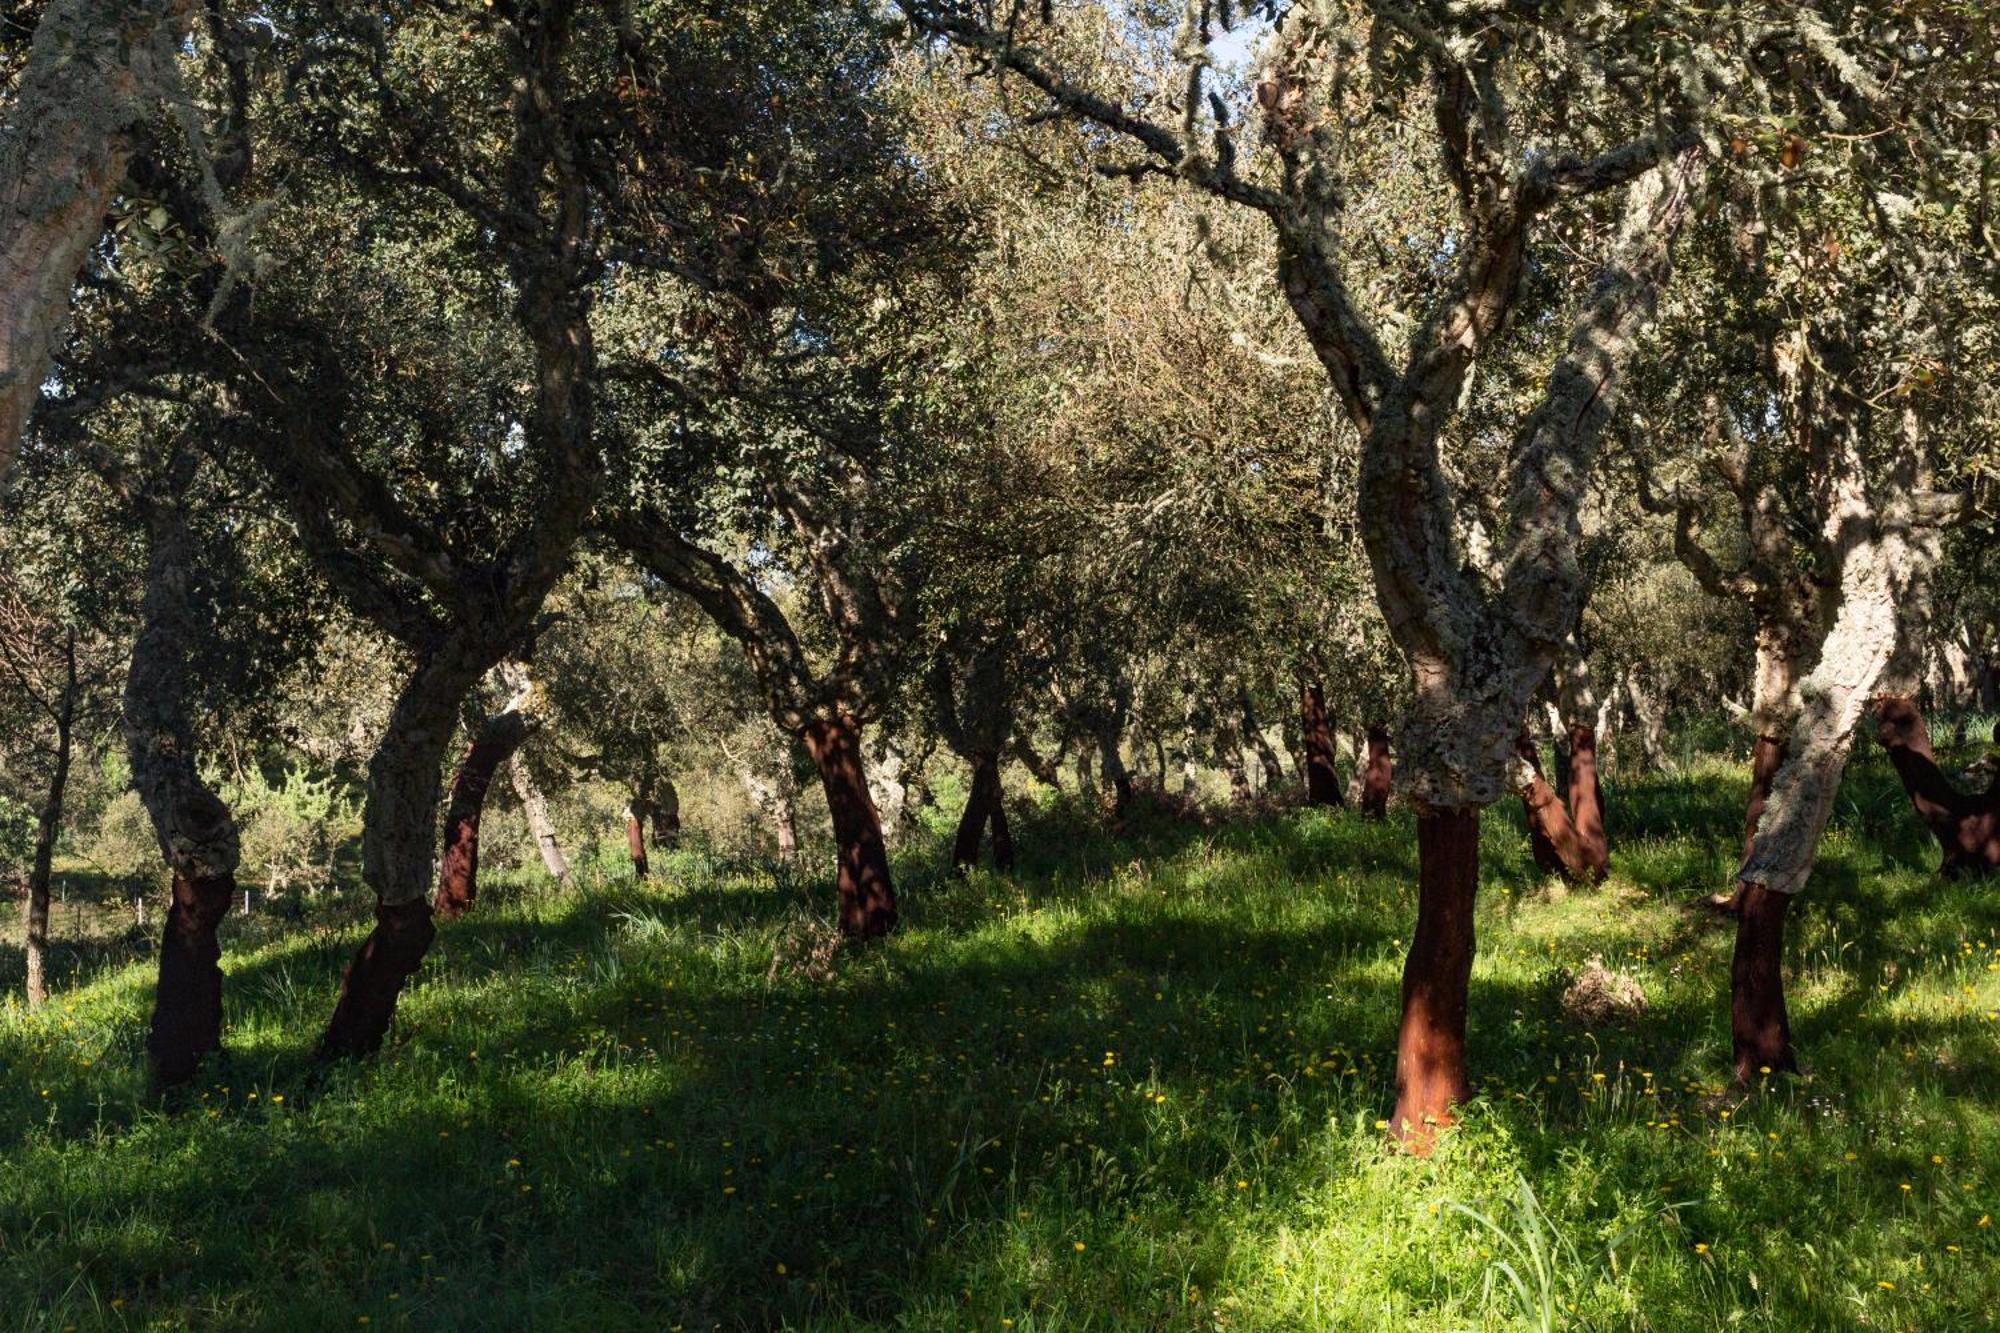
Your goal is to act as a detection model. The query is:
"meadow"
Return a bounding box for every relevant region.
[2,741,1997,1331]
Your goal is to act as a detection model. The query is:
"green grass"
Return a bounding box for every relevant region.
[2,750,1998,1330]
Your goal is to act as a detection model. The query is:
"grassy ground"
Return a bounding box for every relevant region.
[1,745,1997,1331]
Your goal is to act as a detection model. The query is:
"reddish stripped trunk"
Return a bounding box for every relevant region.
[147,872,235,1085]
[1299,681,1343,807]
[1514,733,1602,883]
[434,718,530,920]
[1730,884,1796,1080]
[1391,807,1480,1152]
[1874,697,1999,878]
[1565,723,1609,879]
[626,801,651,879]
[319,899,437,1059]
[802,713,897,938]
[1360,723,1392,819]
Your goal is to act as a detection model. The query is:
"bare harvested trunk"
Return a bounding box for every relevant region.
[434,712,531,919]
[508,752,570,884]
[1514,731,1602,882]
[1390,807,1479,1152]
[0,0,197,481]
[321,661,471,1059]
[126,463,241,1087]
[802,712,897,938]
[1874,697,1999,879]
[1730,885,1795,1079]
[626,796,651,879]
[1565,722,1608,877]
[1299,680,1343,807]
[21,630,76,1008]
[1361,723,1392,819]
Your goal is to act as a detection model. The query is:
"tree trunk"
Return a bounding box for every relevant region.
[435,711,531,920]
[1624,668,1668,770]
[320,660,472,1059]
[126,464,241,1087]
[1565,721,1609,878]
[1741,734,1789,860]
[1011,735,1062,789]
[952,750,1012,870]
[950,753,995,871]
[508,752,570,884]
[1513,732,1581,880]
[1390,807,1480,1152]
[1299,680,1343,807]
[626,796,651,879]
[1361,723,1392,819]
[1730,884,1795,1079]
[0,0,197,484]
[654,776,682,851]
[1239,690,1286,790]
[21,629,76,1008]
[1980,653,1999,714]
[1096,722,1133,818]
[1218,724,1252,803]
[802,712,897,938]
[1874,697,1999,878]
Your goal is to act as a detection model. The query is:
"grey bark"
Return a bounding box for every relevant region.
[22,627,77,1008]
[1740,390,1932,895]
[0,0,197,486]
[508,751,570,885]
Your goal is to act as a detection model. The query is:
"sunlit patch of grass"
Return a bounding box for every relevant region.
[1,754,1996,1329]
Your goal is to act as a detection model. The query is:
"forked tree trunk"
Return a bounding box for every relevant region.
[1874,697,1999,878]
[951,750,1012,870]
[126,466,242,1087]
[1299,680,1343,807]
[1218,725,1252,803]
[320,662,469,1059]
[508,752,571,884]
[0,0,198,482]
[21,629,76,1008]
[1361,723,1392,819]
[801,712,897,937]
[435,711,531,920]
[1390,807,1479,1151]
[1514,732,1601,882]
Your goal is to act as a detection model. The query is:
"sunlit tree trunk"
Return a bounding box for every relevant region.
[508,751,570,885]
[0,0,197,485]
[1390,808,1479,1150]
